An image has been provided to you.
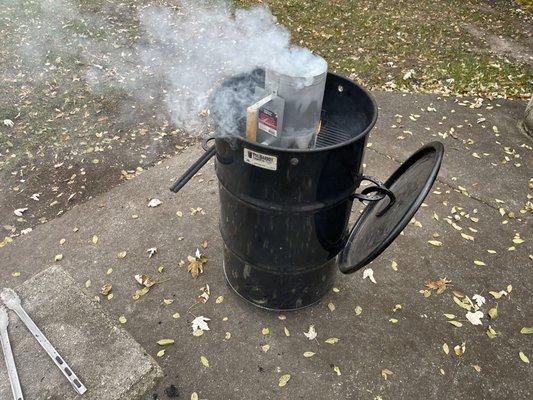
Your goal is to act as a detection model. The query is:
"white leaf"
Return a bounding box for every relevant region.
[363,268,376,283]
[466,311,484,326]
[3,119,14,127]
[14,208,28,216]
[30,193,40,201]
[147,198,162,208]
[146,247,157,258]
[21,228,32,235]
[403,69,415,80]
[191,315,210,332]
[304,325,317,340]
[195,248,201,259]
[472,294,486,307]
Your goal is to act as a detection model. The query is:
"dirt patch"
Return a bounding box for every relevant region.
[464,23,533,68]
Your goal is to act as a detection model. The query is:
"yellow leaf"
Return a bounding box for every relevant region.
[278,314,286,320]
[474,260,486,266]
[443,343,449,355]
[157,339,175,346]
[163,299,174,305]
[461,233,474,241]
[519,352,529,363]
[172,312,181,319]
[355,306,363,315]
[157,349,165,357]
[381,368,393,380]
[117,251,127,259]
[224,332,231,340]
[261,344,270,353]
[92,235,98,244]
[284,327,290,337]
[262,327,270,335]
[278,374,291,387]
[389,318,398,324]
[443,313,456,319]
[488,308,498,319]
[119,315,127,324]
[325,337,339,344]
[191,392,198,400]
[327,302,335,312]
[333,366,341,376]
[521,327,533,335]
[54,254,63,262]
[85,279,92,288]
[192,329,204,337]
[303,351,315,358]
[448,320,463,327]
[215,296,224,304]
[428,240,443,247]
[200,356,209,367]
[391,261,398,271]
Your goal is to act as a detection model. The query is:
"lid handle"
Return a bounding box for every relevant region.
[352,175,396,217]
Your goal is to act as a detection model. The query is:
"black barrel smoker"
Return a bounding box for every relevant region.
[171,70,443,311]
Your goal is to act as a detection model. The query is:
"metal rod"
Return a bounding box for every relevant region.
[0,306,24,400]
[0,289,87,395]
[169,146,216,193]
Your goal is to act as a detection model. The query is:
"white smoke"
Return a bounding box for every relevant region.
[134,0,327,133]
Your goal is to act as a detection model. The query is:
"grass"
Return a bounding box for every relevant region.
[236,0,532,99]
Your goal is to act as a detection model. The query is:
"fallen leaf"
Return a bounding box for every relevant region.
[363,268,376,283]
[327,302,336,312]
[474,260,486,266]
[135,274,156,288]
[448,320,463,327]
[262,327,270,335]
[117,251,127,259]
[85,279,92,288]
[163,299,174,305]
[157,350,165,357]
[157,339,175,346]
[325,337,339,344]
[101,283,113,296]
[148,198,162,208]
[428,240,443,246]
[519,352,529,363]
[472,294,486,307]
[200,356,209,367]
[443,343,449,355]
[520,327,533,335]
[197,284,210,303]
[381,368,393,380]
[261,344,270,352]
[355,306,363,315]
[119,315,127,324]
[284,327,290,337]
[466,311,484,325]
[304,325,317,340]
[54,254,63,262]
[488,307,498,319]
[191,393,198,400]
[146,247,157,258]
[278,374,291,387]
[333,366,341,376]
[191,316,210,332]
[172,312,181,319]
[91,235,98,245]
[14,208,28,217]
[443,313,456,319]
[303,351,315,358]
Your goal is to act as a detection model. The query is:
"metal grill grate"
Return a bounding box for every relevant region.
[314,119,354,148]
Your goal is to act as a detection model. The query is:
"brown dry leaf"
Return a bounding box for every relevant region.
[381,368,393,380]
[426,277,451,293]
[100,283,113,296]
[201,240,208,249]
[135,274,156,288]
[187,251,207,278]
[197,284,210,303]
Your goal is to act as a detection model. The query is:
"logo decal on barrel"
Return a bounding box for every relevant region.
[243,148,277,171]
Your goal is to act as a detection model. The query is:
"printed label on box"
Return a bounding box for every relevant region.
[258,108,278,137]
[243,148,277,171]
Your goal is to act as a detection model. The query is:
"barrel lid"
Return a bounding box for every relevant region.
[339,142,444,274]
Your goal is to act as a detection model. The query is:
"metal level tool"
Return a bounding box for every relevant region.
[0,288,87,396]
[0,305,24,400]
